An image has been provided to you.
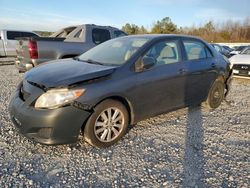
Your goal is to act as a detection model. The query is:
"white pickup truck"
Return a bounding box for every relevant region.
[0,30,39,57]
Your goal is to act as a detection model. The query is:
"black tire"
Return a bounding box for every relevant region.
[84,99,129,148]
[206,79,225,109]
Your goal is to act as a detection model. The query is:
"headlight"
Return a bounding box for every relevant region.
[35,88,85,109]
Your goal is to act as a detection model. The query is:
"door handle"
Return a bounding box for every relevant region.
[179,68,187,74]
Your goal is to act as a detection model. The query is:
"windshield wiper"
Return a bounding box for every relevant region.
[73,57,116,66]
[73,57,103,64]
[84,59,104,65]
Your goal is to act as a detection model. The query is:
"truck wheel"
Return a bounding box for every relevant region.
[84,99,129,148]
[206,79,225,109]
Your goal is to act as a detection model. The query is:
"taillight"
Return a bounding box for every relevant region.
[28,40,38,59]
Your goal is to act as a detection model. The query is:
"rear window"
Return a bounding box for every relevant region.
[7,31,37,40]
[92,29,111,44]
[183,40,212,60]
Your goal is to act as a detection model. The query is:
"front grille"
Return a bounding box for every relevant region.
[238,70,249,76]
[233,64,250,71]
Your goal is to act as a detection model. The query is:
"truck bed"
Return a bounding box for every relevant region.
[16,37,88,72]
[16,37,66,42]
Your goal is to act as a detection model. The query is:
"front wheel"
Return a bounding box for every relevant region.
[205,79,225,109]
[83,99,129,148]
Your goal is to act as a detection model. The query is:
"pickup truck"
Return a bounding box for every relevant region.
[0,30,39,57]
[16,24,127,72]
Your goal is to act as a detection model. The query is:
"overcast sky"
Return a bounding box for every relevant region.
[0,0,249,31]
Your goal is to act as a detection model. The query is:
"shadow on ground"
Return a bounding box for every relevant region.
[183,106,205,187]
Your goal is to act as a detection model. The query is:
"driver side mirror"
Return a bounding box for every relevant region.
[135,56,155,72]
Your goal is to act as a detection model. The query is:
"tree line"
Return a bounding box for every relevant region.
[122,17,250,42]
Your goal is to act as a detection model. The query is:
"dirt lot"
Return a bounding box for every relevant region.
[0,64,249,187]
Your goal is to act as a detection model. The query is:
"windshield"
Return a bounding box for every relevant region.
[78,37,150,66]
[240,47,250,55]
[235,46,246,51]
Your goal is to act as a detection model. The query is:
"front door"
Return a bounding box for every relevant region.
[131,39,187,121]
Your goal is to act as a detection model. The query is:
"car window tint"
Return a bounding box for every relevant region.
[7,31,22,40]
[114,30,127,38]
[241,47,250,55]
[144,41,180,65]
[183,41,210,60]
[20,32,37,38]
[92,29,111,44]
[7,31,37,40]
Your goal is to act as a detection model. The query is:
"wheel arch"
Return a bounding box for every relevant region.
[94,96,135,126]
[205,74,226,102]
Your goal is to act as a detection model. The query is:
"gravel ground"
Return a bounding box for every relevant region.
[0,65,249,187]
[0,57,15,65]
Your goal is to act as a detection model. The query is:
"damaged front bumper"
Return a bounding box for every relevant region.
[9,83,91,145]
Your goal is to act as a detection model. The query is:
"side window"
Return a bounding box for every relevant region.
[7,31,21,40]
[213,45,221,52]
[92,29,111,44]
[20,32,38,38]
[144,40,180,65]
[7,31,37,40]
[114,30,127,38]
[183,40,212,60]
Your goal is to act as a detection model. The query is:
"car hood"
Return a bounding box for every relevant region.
[229,54,250,65]
[24,59,117,88]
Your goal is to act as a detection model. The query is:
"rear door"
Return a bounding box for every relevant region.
[181,39,218,105]
[131,39,187,120]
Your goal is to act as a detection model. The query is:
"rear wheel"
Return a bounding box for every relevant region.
[206,79,225,109]
[84,99,129,148]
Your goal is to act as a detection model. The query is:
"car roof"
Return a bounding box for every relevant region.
[122,34,205,41]
[61,24,121,30]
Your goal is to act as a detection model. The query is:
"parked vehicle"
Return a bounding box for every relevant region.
[229,46,250,79]
[210,43,231,58]
[230,45,248,56]
[0,30,39,57]
[15,24,127,72]
[222,45,233,52]
[9,35,232,147]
